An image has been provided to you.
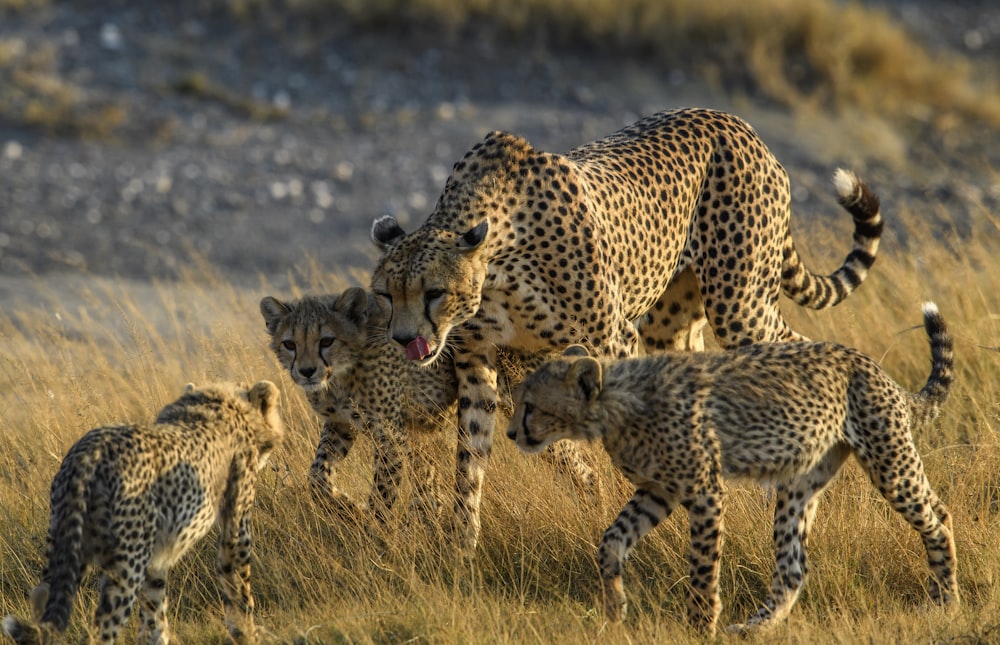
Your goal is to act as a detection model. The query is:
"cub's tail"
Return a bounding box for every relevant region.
[3,437,102,643]
[908,302,955,425]
[781,168,883,309]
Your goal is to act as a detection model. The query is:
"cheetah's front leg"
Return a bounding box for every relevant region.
[309,419,365,519]
[598,487,678,622]
[452,342,499,552]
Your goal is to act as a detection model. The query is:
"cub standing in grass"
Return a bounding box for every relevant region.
[506,304,958,635]
[2,381,285,645]
[259,288,596,525]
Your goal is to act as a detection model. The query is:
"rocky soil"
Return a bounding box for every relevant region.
[0,0,997,300]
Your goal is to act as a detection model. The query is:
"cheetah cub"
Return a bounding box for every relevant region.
[260,288,595,526]
[507,304,958,635]
[2,381,285,645]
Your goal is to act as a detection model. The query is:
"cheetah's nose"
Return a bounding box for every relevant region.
[299,367,316,379]
[505,427,516,441]
[392,333,416,349]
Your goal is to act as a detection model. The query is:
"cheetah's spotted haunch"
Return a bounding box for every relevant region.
[507,304,957,635]
[2,381,285,645]
[371,107,883,549]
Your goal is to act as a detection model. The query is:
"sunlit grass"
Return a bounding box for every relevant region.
[1,196,998,642]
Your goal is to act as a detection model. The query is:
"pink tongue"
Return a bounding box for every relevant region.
[405,336,432,361]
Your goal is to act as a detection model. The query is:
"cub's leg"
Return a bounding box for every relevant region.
[367,416,408,524]
[94,556,149,643]
[218,462,260,644]
[683,487,726,635]
[137,568,170,645]
[854,426,959,606]
[309,419,362,517]
[733,444,850,633]
[598,487,679,623]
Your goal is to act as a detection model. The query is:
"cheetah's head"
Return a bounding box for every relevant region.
[506,345,604,453]
[246,379,285,469]
[370,217,490,365]
[369,130,538,364]
[260,288,378,392]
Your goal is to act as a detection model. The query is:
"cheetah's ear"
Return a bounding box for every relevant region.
[249,380,281,417]
[372,215,406,250]
[339,287,370,327]
[567,357,602,403]
[183,383,197,393]
[259,296,290,335]
[457,221,488,252]
[562,344,591,358]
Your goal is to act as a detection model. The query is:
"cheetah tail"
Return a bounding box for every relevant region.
[909,302,955,425]
[35,445,100,635]
[780,168,883,309]
[2,614,43,645]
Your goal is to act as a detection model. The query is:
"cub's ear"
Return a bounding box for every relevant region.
[562,344,591,358]
[566,357,602,403]
[372,215,406,250]
[183,383,197,393]
[457,221,488,251]
[249,380,281,416]
[338,287,370,327]
[259,296,290,335]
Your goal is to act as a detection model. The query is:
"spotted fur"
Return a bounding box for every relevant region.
[2,381,284,645]
[370,107,882,548]
[506,303,957,635]
[259,288,595,527]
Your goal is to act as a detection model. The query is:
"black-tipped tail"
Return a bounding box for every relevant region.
[781,168,883,309]
[910,302,954,424]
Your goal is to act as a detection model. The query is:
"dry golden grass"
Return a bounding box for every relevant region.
[1,197,998,643]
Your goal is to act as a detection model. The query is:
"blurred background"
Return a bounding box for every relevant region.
[2,4,999,642]
[0,0,997,288]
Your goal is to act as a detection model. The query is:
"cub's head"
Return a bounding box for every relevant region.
[259,288,378,392]
[369,130,538,364]
[506,345,604,453]
[166,380,285,468]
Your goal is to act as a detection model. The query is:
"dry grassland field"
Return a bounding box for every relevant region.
[1,0,999,643]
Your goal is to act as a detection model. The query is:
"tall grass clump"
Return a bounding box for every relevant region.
[1,200,999,642]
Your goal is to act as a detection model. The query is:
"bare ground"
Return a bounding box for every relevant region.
[0,0,997,310]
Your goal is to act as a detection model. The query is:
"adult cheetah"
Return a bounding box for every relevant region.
[370,107,883,548]
[506,304,957,635]
[2,381,285,645]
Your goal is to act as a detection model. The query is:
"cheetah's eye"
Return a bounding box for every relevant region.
[374,291,393,305]
[319,337,335,349]
[424,288,446,304]
[282,340,296,352]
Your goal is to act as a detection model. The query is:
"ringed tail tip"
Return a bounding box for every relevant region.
[832,168,861,202]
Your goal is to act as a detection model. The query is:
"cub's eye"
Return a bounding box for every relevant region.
[282,340,296,351]
[319,337,335,349]
[375,291,393,305]
[424,288,446,303]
